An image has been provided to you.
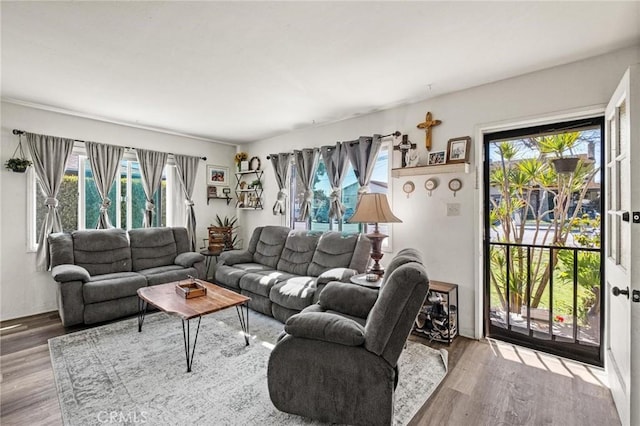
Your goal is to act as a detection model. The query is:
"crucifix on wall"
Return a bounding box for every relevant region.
[393,135,416,168]
[416,112,442,151]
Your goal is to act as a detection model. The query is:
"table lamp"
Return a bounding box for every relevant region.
[348,193,402,276]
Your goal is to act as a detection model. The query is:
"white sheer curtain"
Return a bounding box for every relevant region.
[174,154,200,250]
[136,148,168,227]
[294,148,319,221]
[26,132,74,270]
[320,142,350,221]
[86,141,125,229]
[346,134,382,198]
[270,153,293,216]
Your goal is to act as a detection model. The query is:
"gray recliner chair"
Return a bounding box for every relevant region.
[267,249,429,426]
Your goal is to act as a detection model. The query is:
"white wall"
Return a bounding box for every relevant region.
[0,102,237,321]
[241,45,640,339]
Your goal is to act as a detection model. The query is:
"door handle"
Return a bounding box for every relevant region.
[622,211,629,222]
[612,286,629,298]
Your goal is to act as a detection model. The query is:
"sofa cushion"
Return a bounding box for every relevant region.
[307,232,360,276]
[49,233,74,267]
[175,252,205,268]
[137,265,199,286]
[270,276,317,311]
[253,226,290,269]
[276,231,321,275]
[129,228,178,271]
[319,281,379,319]
[285,312,365,346]
[172,227,191,254]
[83,272,147,304]
[229,263,274,273]
[72,229,132,276]
[239,272,286,298]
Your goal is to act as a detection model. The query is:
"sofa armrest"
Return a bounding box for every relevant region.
[51,264,90,283]
[285,312,365,346]
[218,250,253,265]
[175,252,205,268]
[318,281,378,319]
[315,267,358,285]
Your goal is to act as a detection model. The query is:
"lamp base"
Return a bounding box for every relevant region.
[365,231,388,277]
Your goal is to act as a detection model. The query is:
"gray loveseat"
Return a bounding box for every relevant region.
[267,249,429,425]
[215,226,371,322]
[48,227,205,327]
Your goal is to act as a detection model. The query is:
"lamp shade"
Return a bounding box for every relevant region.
[348,193,402,224]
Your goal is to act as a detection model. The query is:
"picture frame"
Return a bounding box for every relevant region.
[428,150,447,165]
[206,165,229,186]
[207,186,218,198]
[447,136,471,164]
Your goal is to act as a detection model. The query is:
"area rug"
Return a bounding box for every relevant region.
[49,309,447,425]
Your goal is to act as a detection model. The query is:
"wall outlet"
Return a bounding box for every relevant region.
[447,203,461,216]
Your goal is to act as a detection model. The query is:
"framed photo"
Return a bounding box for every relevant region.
[447,137,471,164]
[428,150,447,165]
[207,186,218,198]
[206,165,229,186]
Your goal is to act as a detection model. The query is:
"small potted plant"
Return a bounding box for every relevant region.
[5,157,32,173]
[234,151,248,172]
[538,133,581,174]
[5,136,32,173]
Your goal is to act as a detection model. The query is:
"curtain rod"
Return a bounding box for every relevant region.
[266,131,401,159]
[11,129,207,161]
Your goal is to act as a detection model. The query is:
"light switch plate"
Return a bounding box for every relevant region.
[446,203,460,216]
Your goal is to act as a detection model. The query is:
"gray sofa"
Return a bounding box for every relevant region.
[214,226,372,322]
[48,227,205,327]
[267,248,429,425]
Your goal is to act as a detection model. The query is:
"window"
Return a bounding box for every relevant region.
[28,148,170,250]
[290,143,391,238]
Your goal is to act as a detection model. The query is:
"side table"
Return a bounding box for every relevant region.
[199,249,223,280]
[412,280,458,345]
[350,273,382,289]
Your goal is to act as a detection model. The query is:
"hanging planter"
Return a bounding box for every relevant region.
[551,157,580,174]
[5,133,32,173]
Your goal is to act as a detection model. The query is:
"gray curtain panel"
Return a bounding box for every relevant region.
[174,154,200,251]
[294,148,319,221]
[270,153,292,216]
[136,148,168,227]
[320,142,350,221]
[26,132,75,271]
[85,141,125,229]
[346,134,382,197]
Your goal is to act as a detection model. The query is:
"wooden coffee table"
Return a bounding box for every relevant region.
[137,279,250,372]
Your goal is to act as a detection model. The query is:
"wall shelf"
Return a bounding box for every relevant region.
[235,170,264,210]
[391,162,470,178]
[207,196,232,206]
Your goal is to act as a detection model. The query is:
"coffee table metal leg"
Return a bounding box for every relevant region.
[181,316,202,373]
[235,302,250,346]
[137,299,147,332]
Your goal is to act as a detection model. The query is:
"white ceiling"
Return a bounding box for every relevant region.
[2,2,639,144]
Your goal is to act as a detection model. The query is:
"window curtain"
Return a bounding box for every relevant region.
[85,141,125,229]
[294,148,319,221]
[270,153,293,216]
[346,134,382,197]
[26,132,74,271]
[136,148,168,228]
[320,142,350,221]
[174,154,200,250]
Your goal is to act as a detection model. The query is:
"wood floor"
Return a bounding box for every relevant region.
[1,312,620,426]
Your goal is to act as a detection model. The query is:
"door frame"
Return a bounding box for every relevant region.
[473,106,606,340]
